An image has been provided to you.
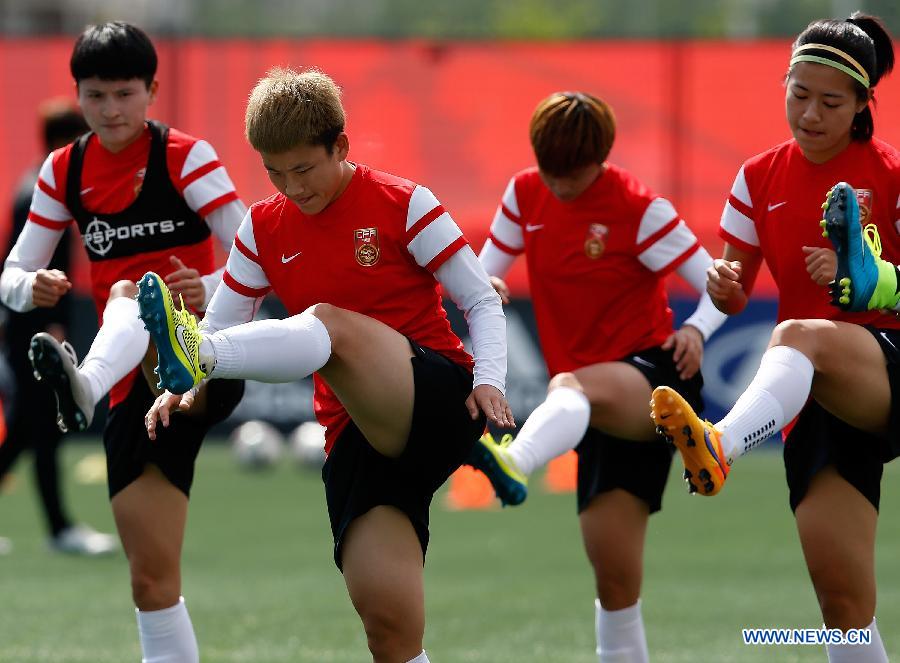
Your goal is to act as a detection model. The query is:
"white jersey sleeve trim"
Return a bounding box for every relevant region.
[434,245,507,393]
[180,140,218,179]
[489,206,524,252]
[30,186,73,224]
[501,177,520,218]
[637,220,698,272]
[228,211,270,290]
[201,278,263,335]
[730,165,752,208]
[479,240,517,278]
[183,166,237,213]
[38,154,57,190]
[204,199,245,253]
[406,186,441,231]
[235,208,260,255]
[636,198,678,244]
[720,202,759,247]
[407,212,463,268]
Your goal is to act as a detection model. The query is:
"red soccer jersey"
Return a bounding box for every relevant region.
[27,123,238,405]
[487,165,700,376]
[226,164,473,451]
[719,138,900,328]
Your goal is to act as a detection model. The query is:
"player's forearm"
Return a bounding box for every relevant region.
[200,280,261,335]
[0,265,37,312]
[478,240,517,279]
[677,248,728,340]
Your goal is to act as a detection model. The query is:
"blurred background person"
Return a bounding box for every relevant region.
[0,98,116,556]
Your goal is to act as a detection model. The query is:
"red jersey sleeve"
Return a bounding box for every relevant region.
[165,128,239,218]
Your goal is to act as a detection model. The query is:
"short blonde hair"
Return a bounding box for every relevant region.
[245,67,345,154]
[529,92,616,177]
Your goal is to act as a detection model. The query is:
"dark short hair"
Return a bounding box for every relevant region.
[38,98,88,151]
[70,21,157,87]
[529,92,616,177]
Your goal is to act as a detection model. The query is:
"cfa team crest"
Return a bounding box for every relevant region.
[584,223,609,259]
[354,227,380,267]
[855,189,873,224]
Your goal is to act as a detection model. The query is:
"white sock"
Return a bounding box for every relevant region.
[135,596,199,663]
[507,386,591,476]
[826,618,887,662]
[79,296,150,405]
[202,309,332,382]
[716,345,814,465]
[406,651,430,663]
[595,599,649,663]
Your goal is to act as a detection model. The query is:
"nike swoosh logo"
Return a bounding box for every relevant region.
[767,201,787,211]
[174,324,197,374]
[632,356,656,369]
[281,252,302,263]
[80,186,94,195]
[525,223,544,232]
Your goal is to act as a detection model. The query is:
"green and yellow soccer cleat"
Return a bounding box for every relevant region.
[466,432,528,506]
[820,181,900,312]
[650,386,729,496]
[136,272,206,394]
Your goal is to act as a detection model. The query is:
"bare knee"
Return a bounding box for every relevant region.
[769,319,821,363]
[357,604,422,662]
[807,564,874,629]
[129,563,180,611]
[548,372,583,393]
[109,279,139,301]
[306,302,345,349]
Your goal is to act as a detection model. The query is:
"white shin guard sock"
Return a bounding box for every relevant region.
[595,599,649,663]
[79,296,150,405]
[826,618,887,663]
[135,596,199,663]
[406,651,430,663]
[204,309,332,382]
[507,386,591,476]
[716,345,814,464]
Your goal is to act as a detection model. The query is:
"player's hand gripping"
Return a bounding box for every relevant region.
[466,384,515,428]
[707,259,747,315]
[802,246,837,286]
[661,324,704,380]
[164,256,205,311]
[32,269,72,307]
[145,389,196,440]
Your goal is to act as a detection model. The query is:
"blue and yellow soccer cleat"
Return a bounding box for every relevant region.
[466,432,528,506]
[821,181,900,312]
[136,272,206,394]
[650,386,729,496]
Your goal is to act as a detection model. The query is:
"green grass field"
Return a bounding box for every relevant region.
[1,441,898,662]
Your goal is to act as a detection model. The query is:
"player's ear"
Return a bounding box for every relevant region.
[334,133,349,161]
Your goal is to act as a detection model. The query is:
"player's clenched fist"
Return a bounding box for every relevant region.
[32,269,72,307]
[706,259,746,314]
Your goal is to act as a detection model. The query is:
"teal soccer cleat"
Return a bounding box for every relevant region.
[466,432,528,506]
[136,272,206,394]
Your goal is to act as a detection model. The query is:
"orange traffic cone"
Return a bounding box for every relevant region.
[444,465,497,510]
[543,450,577,493]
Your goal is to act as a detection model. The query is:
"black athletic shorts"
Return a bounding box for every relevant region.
[784,326,900,512]
[575,344,705,515]
[322,339,485,570]
[104,374,245,498]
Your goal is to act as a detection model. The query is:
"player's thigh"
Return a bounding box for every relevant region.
[341,506,425,650]
[573,361,655,440]
[312,304,415,453]
[794,466,877,628]
[776,320,891,434]
[579,489,649,608]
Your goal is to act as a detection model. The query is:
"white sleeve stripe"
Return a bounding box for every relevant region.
[636,198,679,243]
[637,223,698,272]
[489,207,525,250]
[407,186,442,231]
[180,140,219,179]
[30,188,72,222]
[183,167,236,212]
[235,209,259,254]
[501,178,520,218]
[407,213,463,267]
[225,246,269,289]
[38,155,56,190]
[720,202,759,247]
[731,166,752,208]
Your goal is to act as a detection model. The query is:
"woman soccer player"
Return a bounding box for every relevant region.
[141,67,512,663]
[650,13,897,661]
[469,91,726,661]
[0,23,246,661]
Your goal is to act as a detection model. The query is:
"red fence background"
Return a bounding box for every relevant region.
[2,38,899,296]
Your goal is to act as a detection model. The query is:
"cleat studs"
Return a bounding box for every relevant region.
[682,426,692,435]
[704,481,715,493]
[688,482,698,494]
[840,277,850,286]
[683,468,693,479]
[698,469,711,481]
[840,295,850,304]
[686,437,696,447]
